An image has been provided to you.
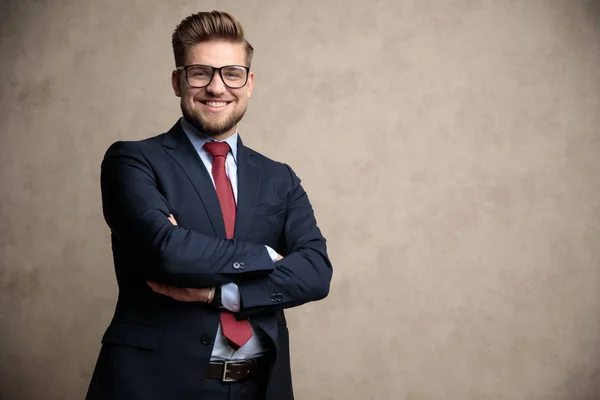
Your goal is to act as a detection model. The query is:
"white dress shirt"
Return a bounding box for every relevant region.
[181,117,277,361]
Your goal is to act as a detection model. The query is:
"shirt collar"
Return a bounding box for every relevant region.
[180,117,238,162]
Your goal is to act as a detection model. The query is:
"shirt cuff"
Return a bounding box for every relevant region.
[265,245,279,263]
[221,282,241,313]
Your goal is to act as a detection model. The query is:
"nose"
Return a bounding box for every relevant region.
[205,70,227,95]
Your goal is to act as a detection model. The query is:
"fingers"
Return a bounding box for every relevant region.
[168,214,178,226]
[147,280,179,300]
[147,280,169,296]
[147,281,209,303]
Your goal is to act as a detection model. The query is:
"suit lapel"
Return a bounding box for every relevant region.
[162,121,226,238]
[235,136,261,241]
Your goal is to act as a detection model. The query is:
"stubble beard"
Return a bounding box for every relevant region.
[181,101,247,138]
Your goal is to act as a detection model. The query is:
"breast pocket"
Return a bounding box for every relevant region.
[251,202,286,244]
[254,201,286,217]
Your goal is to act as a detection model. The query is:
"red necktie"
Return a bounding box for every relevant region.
[203,141,253,350]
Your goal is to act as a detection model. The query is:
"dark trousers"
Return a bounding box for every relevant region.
[198,375,267,400]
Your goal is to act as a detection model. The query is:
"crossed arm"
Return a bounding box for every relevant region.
[103,141,332,315]
[147,214,284,304]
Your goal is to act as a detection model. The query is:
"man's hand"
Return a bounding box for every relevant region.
[147,281,214,303]
[168,214,178,226]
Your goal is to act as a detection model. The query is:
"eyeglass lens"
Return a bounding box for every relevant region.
[186,66,248,88]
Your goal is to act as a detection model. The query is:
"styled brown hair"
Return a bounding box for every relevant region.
[172,11,254,67]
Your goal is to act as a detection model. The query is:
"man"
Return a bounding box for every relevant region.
[86,10,332,400]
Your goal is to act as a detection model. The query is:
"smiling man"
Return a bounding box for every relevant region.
[86,11,332,400]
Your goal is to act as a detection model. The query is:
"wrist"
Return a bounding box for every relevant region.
[212,286,223,308]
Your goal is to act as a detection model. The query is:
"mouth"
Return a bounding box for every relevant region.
[199,100,233,112]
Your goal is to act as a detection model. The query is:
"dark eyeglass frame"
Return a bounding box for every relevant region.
[176,64,251,89]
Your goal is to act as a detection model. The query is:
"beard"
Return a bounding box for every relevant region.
[181,100,247,138]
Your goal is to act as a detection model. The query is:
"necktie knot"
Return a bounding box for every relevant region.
[203,141,231,159]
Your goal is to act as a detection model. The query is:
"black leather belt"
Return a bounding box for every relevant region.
[206,359,265,382]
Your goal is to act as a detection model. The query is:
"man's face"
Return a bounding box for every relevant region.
[172,40,254,139]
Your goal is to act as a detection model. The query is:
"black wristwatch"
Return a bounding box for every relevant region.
[212,286,223,308]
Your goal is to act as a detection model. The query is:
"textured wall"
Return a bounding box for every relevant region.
[1,0,600,399]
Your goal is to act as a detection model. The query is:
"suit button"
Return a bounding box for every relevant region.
[270,294,278,302]
[201,334,213,345]
[233,262,244,270]
[276,293,283,302]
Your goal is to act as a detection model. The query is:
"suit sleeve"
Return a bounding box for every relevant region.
[236,165,333,316]
[101,141,274,288]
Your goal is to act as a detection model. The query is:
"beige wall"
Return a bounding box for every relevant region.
[1,0,600,399]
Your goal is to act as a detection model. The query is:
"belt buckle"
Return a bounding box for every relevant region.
[221,360,236,382]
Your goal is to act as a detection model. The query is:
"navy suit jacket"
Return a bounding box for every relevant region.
[86,121,332,400]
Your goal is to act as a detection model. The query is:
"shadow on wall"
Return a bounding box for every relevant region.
[586,0,600,17]
[565,361,600,400]
[585,0,600,42]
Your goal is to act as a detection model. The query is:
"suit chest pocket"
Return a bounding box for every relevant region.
[251,202,286,244]
[254,200,285,217]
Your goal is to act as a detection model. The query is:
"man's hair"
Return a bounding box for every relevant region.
[172,11,254,67]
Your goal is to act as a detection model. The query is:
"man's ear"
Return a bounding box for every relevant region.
[246,71,254,98]
[171,70,181,97]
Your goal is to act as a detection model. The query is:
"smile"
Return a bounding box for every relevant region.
[202,101,231,108]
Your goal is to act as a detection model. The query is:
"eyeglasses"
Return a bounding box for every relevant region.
[176,64,250,89]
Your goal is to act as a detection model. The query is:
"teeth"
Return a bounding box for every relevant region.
[205,101,228,107]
